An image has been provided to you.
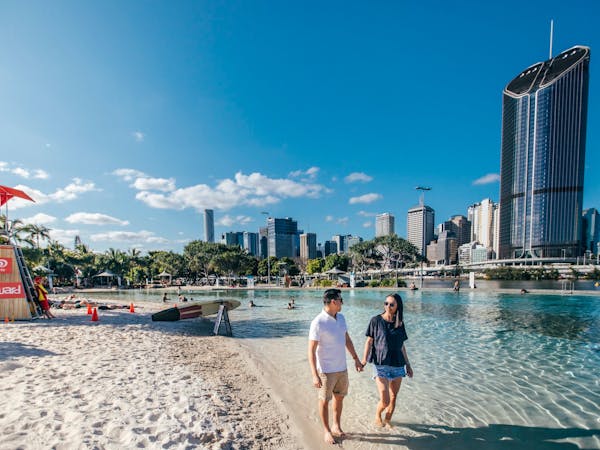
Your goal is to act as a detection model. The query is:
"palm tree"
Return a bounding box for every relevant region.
[0,215,34,246]
[24,224,51,249]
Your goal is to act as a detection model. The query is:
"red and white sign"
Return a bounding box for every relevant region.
[0,257,12,274]
[0,282,24,299]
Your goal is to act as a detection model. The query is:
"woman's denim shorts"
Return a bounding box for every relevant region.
[373,364,407,380]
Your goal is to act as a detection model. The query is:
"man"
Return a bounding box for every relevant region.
[308,288,363,445]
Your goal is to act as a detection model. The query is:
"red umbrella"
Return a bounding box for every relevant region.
[0,185,35,207]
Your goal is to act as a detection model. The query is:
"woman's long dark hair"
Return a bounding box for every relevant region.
[385,293,404,328]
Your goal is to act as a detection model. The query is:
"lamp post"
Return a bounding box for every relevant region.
[261,211,271,286]
[561,248,566,260]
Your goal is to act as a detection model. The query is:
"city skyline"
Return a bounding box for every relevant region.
[1,2,598,254]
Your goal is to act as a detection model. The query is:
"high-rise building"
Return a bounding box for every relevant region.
[347,235,363,250]
[324,240,338,256]
[407,205,435,257]
[468,199,499,256]
[267,217,298,258]
[582,208,600,254]
[222,231,244,247]
[499,46,590,259]
[300,233,317,260]
[444,215,471,247]
[203,209,214,243]
[258,227,268,259]
[375,213,395,237]
[243,232,259,256]
[426,230,457,265]
[332,234,350,254]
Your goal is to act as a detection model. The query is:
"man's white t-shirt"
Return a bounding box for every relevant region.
[309,310,348,373]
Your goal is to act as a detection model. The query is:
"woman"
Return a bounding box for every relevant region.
[361,293,413,427]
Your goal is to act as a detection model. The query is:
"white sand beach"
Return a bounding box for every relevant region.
[0,304,306,450]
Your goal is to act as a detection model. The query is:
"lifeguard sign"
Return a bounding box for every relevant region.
[0,185,39,319]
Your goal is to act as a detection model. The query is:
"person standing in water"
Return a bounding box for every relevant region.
[308,288,364,444]
[362,293,413,428]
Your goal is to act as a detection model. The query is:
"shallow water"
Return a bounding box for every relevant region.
[92,289,600,448]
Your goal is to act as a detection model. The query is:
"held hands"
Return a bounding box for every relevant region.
[312,374,322,388]
[354,358,365,372]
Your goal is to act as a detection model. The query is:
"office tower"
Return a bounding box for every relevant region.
[267,217,298,258]
[324,240,338,256]
[258,227,268,259]
[426,230,457,265]
[582,208,600,253]
[300,233,317,260]
[444,215,471,247]
[458,242,489,265]
[332,234,349,254]
[243,232,259,256]
[499,46,590,259]
[347,235,363,250]
[203,209,214,243]
[407,205,435,257]
[222,232,244,247]
[375,213,395,237]
[468,199,498,254]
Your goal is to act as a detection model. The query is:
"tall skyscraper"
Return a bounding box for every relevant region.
[468,199,499,256]
[407,205,435,257]
[499,46,590,259]
[324,240,338,256]
[267,217,298,258]
[375,213,395,237]
[582,208,600,254]
[203,209,214,243]
[443,215,471,247]
[300,233,317,260]
[243,232,259,256]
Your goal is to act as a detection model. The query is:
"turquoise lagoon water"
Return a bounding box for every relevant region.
[95,289,600,448]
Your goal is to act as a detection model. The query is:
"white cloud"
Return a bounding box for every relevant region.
[22,213,57,225]
[216,215,254,228]
[133,177,176,192]
[113,168,147,182]
[9,179,99,210]
[349,193,382,204]
[117,169,327,211]
[90,230,168,244]
[132,131,145,142]
[363,221,372,228]
[325,215,334,222]
[473,173,500,185]
[337,217,349,225]
[65,213,129,226]
[12,168,30,178]
[49,228,80,247]
[344,172,373,183]
[33,169,49,179]
[357,210,376,217]
[289,167,320,180]
[0,161,8,171]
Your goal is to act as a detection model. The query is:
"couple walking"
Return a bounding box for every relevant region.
[308,289,413,445]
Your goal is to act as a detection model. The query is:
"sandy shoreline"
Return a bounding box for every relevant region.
[0,304,306,449]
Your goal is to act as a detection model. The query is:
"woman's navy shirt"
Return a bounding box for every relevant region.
[365,315,408,367]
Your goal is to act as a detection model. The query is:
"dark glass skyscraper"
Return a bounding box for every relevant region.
[499,46,590,259]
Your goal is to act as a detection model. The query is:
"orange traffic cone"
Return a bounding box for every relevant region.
[87,303,92,315]
[4,316,8,323]
[91,308,99,322]
[129,303,135,313]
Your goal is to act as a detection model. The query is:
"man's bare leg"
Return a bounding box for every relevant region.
[319,399,336,444]
[331,394,346,437]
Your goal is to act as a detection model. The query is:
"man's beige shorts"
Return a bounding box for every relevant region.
[318,370,349,401]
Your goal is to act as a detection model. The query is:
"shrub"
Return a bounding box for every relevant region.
[369,280,381,288]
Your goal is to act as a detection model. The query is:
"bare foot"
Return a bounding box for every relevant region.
[324,431,336,445]
[331,427,346,438]
[384,419,395,429]
[375,416,384,427]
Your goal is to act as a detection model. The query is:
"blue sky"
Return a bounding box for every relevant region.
[1,1,598,253]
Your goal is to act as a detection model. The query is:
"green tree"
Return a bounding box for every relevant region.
[306,258,325,275]
[183,240,231,281]
[323,254,350,272]
[23,223,51,249]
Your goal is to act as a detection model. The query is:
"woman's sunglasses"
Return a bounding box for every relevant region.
[384,302,396,307]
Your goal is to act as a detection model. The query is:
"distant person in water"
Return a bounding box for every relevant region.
[249,300,256,307]
[453,280,460,292]
[362,293,413,428]
[287,302,295,310]
[409,282,417,290]
[520,288,528,294]
[162,293,169,303]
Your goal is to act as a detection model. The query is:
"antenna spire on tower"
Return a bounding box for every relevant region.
[549,19,554,59]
